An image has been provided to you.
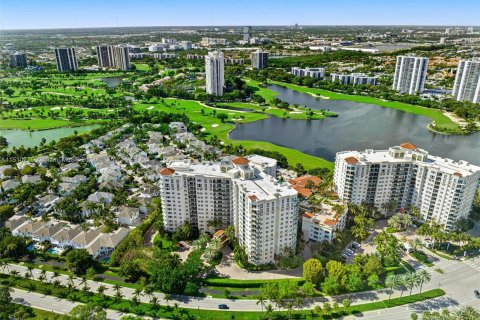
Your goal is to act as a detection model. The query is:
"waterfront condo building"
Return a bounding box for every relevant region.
[251,50,269,69]
[291,67,325,79]
[334,143,480,231]
[205,51,224,96]
[54,48,78,72]
[452,59,480,103]
[9,51,27,67]
[158,156,298,265]
[331,73,378,85]
[392,55,429,94]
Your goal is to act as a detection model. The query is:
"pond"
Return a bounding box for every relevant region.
[0,124,101,150]
[229,84,480,165]
[99,76,123,88]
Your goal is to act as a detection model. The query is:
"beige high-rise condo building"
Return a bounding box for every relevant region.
[334,143,480,231]
[96,45,130,70]
[158,156,298,265]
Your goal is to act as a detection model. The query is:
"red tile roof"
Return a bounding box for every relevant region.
[291,186,313,198]
[248,195,258,201]
[288,175,321,188]
[453,172,462,177]
[232,157,250,165]
[303,212,314,219]
[160,168,175,176]
[324,219,338,226]
[344,156,359,165]
[400,142,417,151]
[213,229,225,238]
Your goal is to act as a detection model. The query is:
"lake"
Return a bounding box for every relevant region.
[99,76,123,88]
[229,84,480,165]
[0,125,100,150]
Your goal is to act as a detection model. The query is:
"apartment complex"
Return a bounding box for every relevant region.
[201,37,228,46]
[392,55,429,94]
[331,73,378,85]
[205,51,224,96]
[54,48,78,72]
[158,156,298,265]
[96,45,130,70]
[334,143,480,231]
[291,67,325,79]
[9,51,27,67]
[251,50,269,69]
[302,202,348,243]
[452,59,480,103]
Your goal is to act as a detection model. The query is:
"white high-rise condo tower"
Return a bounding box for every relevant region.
[205,51,224,96]
[54,48,78,72]
[158,156,298,265]
[392,55,428,94]
[452,60,480,103]
[334,143,480,231]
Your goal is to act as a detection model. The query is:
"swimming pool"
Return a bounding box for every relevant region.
[27,244,35,251]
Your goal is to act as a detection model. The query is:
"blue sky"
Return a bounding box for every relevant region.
[0,0,479,30]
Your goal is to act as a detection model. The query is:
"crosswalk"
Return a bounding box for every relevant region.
[463,259,480,272]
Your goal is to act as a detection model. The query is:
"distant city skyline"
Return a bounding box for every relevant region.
[0,0,479,30]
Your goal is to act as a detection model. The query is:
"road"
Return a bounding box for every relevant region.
[11,288,157,320]
[3,254,480,319]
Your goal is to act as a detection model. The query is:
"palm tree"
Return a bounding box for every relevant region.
[97,284,107,299]
[417,270,431,293]
[38,269,47,282]
[406,272,419,296]
[67,274,75,291]
[26,264,34,279]
[412,238,423,252]
[114,284,123,302]
[385,273,397,301]
[257,294,266,313]
[397,274,408,298]
[150,295,158,308]
[133,288,142,301]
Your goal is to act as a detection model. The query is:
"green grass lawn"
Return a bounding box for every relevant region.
[133,63,151,71]
[135,99,333,169]
[244,78,279,101]
[217,102,335,120]
[269,81,459,130]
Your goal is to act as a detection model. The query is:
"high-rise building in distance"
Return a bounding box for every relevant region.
[392,55,428,94]
[334,143,480,231]
[96,45,115,68]
[96,45,130,71]
[9,51,27,67]
[251,50,269,69]
[452,59,480,103]
[205,51,224,96]
[54,48,78,72]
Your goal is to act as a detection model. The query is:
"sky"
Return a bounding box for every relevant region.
[0,0,479,30]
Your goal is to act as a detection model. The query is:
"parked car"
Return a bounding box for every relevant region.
[218,304,229,309]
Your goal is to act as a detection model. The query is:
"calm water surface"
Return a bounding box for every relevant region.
[100,76,123,88]
[229,84,480,165]
[0,125,100,150]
